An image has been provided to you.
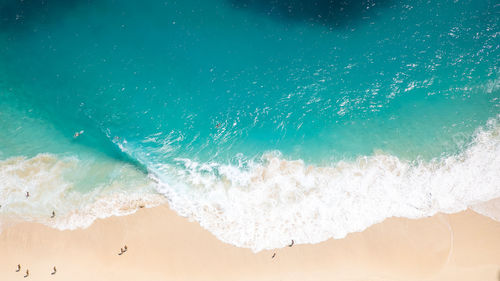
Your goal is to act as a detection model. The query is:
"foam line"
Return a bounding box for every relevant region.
[0,154,166,231]
[1,118,498,252]
[153,117,500,252]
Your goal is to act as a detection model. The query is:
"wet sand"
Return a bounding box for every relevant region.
[1,205,499,281]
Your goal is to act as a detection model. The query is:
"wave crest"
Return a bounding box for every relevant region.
[1,119,499,252]
[154,117,500,252]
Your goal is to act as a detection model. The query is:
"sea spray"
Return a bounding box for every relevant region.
[0,154,165,231]
[152,118,500,251]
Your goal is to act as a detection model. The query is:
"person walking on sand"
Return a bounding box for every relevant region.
[51,211,55,218]
[24,269,29,278]
[118,248,124,255]
[51,266,57,275]
[26,192,29,198]
[16,264,21,272]
[123,245,128,252]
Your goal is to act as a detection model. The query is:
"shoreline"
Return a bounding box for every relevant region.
[1,205,499,281]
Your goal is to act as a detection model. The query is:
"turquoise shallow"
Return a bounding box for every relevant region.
[0,0,499,251]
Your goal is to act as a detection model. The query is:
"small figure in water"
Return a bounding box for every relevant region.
[16,264,21,272]
[24,269,29,278]
[271,253,276,259]
[51,211,55,218]
[51,266,57,275]
[216,123,220,128]
[26,192,30,198]
[288,240,294,247]
[73,130,84,138]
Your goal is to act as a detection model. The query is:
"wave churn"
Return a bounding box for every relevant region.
[153,118,500,251]
[1,117,498,252]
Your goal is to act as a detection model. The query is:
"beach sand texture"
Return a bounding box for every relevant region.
[1,205,500,281]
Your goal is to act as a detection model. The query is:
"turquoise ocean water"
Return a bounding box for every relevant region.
[0,0,499,251]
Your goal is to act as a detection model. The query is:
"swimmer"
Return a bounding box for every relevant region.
[73,130,84,138]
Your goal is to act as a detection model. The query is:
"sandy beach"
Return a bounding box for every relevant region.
[1,205,499,281]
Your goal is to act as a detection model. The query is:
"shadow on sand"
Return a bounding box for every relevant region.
[228,0,393,28]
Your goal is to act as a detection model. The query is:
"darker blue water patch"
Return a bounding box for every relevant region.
[0,0,93,32]
[228,0,393,28]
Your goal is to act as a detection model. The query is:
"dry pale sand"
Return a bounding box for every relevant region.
[0,205,499,281]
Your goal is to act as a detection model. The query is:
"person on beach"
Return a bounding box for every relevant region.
[26,192,29,198]
[51,211,55,218]
[24,269,29,278]
[288,240,294,247]
[51,266,57,275]
[271,253,276,259]
[118,248,124,255]
[124,245,128,252]
[16,264,21,272]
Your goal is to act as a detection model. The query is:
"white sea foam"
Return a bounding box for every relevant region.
[1,119,499,252]
[153,117,500,252]
[471,197,500,222]
[0,154,166,231]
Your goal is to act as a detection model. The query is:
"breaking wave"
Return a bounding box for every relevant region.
[1,117,499,252]
[153,117,500,251]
